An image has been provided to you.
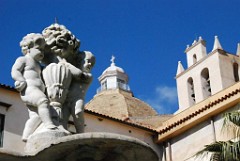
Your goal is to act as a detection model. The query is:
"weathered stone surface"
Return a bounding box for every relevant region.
[0,133,158,161]
[11,23,95,143]
[24,129,69,154]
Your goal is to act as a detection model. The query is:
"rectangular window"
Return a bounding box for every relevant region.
[0,101,10,148]
[102,81,107,90]
[0,114,5,147]
[117,78,125,84]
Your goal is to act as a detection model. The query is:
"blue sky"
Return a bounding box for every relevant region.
[1,0,240,114]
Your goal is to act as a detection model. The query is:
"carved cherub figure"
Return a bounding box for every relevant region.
[62,51,95,133]
[11,33,56,141]
[41,23,80,64]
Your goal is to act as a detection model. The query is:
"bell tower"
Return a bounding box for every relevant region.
[176,36,240,111]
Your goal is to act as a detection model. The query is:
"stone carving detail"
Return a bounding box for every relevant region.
[42,23,80,64]
[42,63,72,119]
[11,23,95,142]
[63,51,95,133]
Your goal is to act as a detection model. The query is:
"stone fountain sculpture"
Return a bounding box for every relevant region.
[11,23,95,147]
[1,23,158,161]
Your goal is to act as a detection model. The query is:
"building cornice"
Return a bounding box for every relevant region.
[155,82,240,143]
[98,70,128,82]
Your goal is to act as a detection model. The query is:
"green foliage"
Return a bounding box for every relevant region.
[222,111,240,138]
[196,140,240,161]
[196,106,240,161]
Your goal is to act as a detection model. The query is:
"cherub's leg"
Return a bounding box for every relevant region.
[72,111,84,133]
[75,99,84,116]
[22,108,41,142]
[37,98,56,129]
[72,100,85,133]
[61,103,71,130]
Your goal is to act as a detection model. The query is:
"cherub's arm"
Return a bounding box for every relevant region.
[65,62,83,79]
[11,57,27,91]
[81,72,93,83]
[11,57,26,82]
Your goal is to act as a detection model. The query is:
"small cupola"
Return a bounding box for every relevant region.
[97,56,130,93]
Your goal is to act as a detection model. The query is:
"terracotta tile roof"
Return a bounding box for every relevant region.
[156,82,240,143]
[0,84,16,92]
[130,115,173,129]
[85,89,173,132]
[85,89,157,120]
[84,107,159,133]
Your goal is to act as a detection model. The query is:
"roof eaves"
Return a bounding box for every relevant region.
[0,84,16,92]
[156,82,240,143]
[85,108,158,133]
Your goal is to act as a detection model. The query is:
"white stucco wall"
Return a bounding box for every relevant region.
[0,88,28,152]
[69,113,162,160]
[218,53,239,89]
[170,119,214,161]
[165,104,240,161]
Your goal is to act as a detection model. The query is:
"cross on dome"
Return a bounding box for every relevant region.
[54,17,58,24]
[111,55,116,66]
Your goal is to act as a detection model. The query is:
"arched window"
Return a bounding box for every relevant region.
[233,63,239,82]
[187,77,195,105]
[193,54,197,64]
[201,68,211,97]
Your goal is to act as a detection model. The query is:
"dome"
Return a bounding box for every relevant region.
[85,89,157,121]
[102,64,125,75]
[102,57,125,75]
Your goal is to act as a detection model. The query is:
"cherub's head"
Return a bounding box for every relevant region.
[42,23,80,59]
[79,51,95,73]
[20,33,45,61]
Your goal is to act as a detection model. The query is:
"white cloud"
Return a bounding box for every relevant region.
[142,85,178,114]
[155,86,177,103]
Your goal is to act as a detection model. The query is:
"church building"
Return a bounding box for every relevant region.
[0,36,240,161]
